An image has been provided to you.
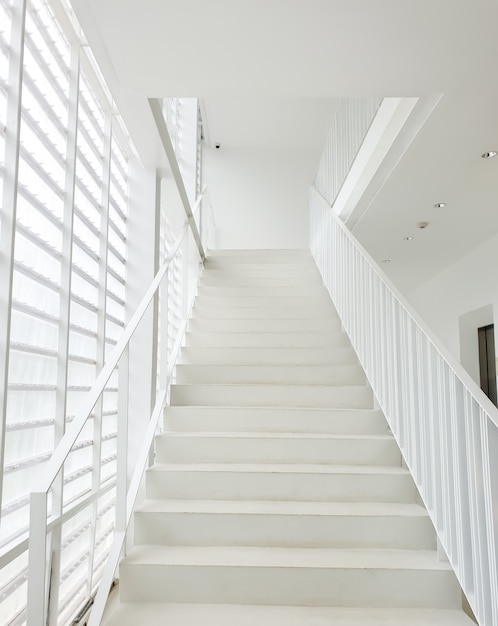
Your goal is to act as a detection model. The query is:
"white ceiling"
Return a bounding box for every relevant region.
[203,98,340,151]
[70,0,498,292]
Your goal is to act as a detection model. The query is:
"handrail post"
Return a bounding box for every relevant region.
[117,346,130,536]
[27,491,48,626]
[150,172,161,411]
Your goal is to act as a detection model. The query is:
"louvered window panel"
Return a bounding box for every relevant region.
[0,0,10,202]
[2,0,70,558]
[0,0,130,623]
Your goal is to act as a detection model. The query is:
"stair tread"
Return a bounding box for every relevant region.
[102,603,475,626]
[123,545,452,570]
[165,406,382,415]
[173,383,369,388]
[161,432,394,441]
[136,499,429,517]
[179,358,350,362]
[150,462,409,474]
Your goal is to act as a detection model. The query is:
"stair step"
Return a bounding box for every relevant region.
[170,384,373,409]
[187,317,341,333]
[102,603,476,626]
[134,499,435,549]
[201,273,324,286]
[185,332,349,348]
[156,432,400,465]
[119,546,461,608]
[195,295,333,309]
[207,249,312,258]
[204,258,318,269]
[163,407,388,435]
[197,285,329,298]
[192,305,334,319]
[146,463,417,502]
[205,261,321,272]
[175,364,365,385]
[179,346,356,365]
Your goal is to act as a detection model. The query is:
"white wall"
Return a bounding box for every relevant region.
[204,146,316,249]
[408,232,498,382]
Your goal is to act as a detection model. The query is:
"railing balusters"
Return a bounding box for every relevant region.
[310,185,498,625]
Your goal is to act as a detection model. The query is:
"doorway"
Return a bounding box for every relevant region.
[478,324,497,406]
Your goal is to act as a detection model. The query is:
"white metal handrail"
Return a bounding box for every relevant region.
[88,283,195,625]
[26,183,209,624]
[87,387,167,626]
[310,186,498,626]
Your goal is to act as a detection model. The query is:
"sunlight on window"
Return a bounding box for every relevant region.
[0,0,130,623]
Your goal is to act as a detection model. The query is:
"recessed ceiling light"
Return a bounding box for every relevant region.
[434,202,446,208]
[382,259,391,264]
[403,236,413,241]
[482,151,497,159]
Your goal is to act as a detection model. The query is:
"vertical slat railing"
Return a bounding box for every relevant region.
[310,186,498,626]
[314,97,382,207]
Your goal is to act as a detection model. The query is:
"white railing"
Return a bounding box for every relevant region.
[26,167,212,624]
[314,97,382,206]
[310,186,498,626]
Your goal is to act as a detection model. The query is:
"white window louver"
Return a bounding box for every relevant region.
[0,0,129,623]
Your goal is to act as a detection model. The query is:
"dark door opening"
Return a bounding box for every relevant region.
[478,324,497,406]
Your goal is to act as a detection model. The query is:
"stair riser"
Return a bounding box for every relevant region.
[175,364,365,385]
[188,318,341,333]
[119,564,460,608]
[134,512,436,550]
[146,470,416,502]
[170,384,373,409]
[179,347,357,366]
[202,265,321,274]
[164,407,388,435]
[192,306,334,319]
[204,261,318,271]
[184,333,349,348]
[155,436,400,466]
[195,296,334,309]
[208,248,311,262]
[197,286,329,298]
[200,275,324,287]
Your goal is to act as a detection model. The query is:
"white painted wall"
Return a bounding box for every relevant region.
[408,232,498,383]
[204,146,316,250]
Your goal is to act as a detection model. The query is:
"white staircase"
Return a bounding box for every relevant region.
[102,250,475,625]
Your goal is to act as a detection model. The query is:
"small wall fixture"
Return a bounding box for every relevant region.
[417,221,429,229]
[403,236,413,241]
[482,151,497,159]
[382,259,391,264]
[434,202,446,208]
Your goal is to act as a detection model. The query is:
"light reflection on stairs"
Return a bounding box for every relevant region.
[102,250,475,625]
